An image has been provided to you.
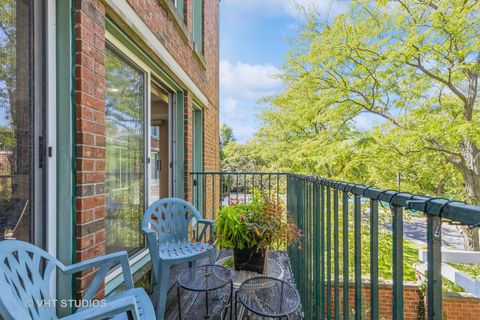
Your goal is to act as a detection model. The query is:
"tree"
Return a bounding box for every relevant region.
[220,123,236,161]
[256,0,480,249]
[221,124,235,146]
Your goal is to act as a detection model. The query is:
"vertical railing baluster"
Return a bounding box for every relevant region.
[260,174,263,192]
[370,199,379,320]
[299,178,305,313]
[320,182,326,319]
[219,173,223,209]
[236,173,239,204]
[269,173,272,199]
[392,205,404,320]
[307,181,314,318]
[334,188,340,320]
[212,173,216,220]
[315,182,321,319]
[427,215,442,320]
[277,174,280,203]
[306,180,311,319]
[354,195,361,320]
[195,173,199,209]
[327,185,332,320]
[202,173,206,216]
[342,191,349,320]
[227,173,231,206]
[243,173,247,203]
[251,174,255,196]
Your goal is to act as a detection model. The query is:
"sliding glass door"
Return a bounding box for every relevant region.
[105,45,145,254]
[105,42,176,255]
[0,0,46,246]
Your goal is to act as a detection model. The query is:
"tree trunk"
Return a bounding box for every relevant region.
[459,139,480,251]
[462,227,480,251]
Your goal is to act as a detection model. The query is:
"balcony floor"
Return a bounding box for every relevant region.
[149,250,302,319]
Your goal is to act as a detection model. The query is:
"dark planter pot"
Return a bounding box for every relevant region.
[233,247,267,273]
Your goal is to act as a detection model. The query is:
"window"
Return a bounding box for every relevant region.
[172,0,184,21]
[192,0,203,54]
[105,45,145,254]
[192,108,204,211]
[0,0,46,245]
[151,125,160,138]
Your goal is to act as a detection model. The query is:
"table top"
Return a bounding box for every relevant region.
[237,276,300,317]
[177,264,234,292]
[216,256,284,287]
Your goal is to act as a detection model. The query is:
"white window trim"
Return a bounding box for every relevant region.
[104,0,208,108]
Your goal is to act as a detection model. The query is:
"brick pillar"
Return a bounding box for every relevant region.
[74,0,106,298]
[184,92,193,203]
[184,0,192,31]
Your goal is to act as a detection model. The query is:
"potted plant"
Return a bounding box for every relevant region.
[215,191,302,273]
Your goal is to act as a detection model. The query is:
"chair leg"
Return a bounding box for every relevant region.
[149,269,156,293]
[155,263,170,320]
[208,249,216,265]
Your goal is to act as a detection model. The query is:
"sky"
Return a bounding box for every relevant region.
[219,0,351,144]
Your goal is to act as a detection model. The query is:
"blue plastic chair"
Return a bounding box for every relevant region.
[0,240,155,320]
[142,198,216,320]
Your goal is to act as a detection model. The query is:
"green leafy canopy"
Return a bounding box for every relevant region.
[249,0,480,204]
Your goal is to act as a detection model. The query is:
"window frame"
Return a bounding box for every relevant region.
[104,42,148,258]
[192,0,204,54]
[104,32,183,294]
[172,0,184,21]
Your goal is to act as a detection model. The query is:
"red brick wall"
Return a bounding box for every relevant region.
[74,0,107,297]
[327,282,480,320]
[72,0,220,297]
[124,0,221,218]
[184,93,194,203]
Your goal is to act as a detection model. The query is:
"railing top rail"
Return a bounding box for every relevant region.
[190,172,288,175]
[286,173,480,227]
[191,171,480,227]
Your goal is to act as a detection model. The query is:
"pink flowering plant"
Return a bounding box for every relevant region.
[215,190,302,251]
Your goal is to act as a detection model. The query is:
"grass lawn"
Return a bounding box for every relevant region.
[340,228,421,281]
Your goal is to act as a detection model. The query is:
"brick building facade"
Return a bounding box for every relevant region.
[0,0,219,305]
[73,0,220,297]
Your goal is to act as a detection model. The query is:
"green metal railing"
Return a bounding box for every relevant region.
[191,172,480,320]
[190,172,287,219]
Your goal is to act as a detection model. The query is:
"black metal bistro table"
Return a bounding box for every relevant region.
[235,276,300,319]
[177,264,234,319]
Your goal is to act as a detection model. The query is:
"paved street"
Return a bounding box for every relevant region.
[383,216,465,250]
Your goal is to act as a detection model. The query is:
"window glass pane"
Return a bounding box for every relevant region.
[0,0,34,242]
[105,47,145,254]
[193,0,203,53]
[172,0,184,20]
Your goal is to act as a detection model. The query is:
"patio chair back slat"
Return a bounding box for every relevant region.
[0,240,156,320]
[0,240,59,319]
[142,198,201,250]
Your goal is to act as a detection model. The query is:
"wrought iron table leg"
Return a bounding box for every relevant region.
[205,290,210,319]
[230,282,233,320]
[177,284,182,320]
[235,291,238,320]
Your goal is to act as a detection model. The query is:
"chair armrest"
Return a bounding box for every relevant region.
[62,251,134,302]
[197,219,215,242]
[197,219,214,226]
[61,295,140,320]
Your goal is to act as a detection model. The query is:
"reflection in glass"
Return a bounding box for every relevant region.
[150,84,170,204]
[105,47,145,254]
[0,0,33,241]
